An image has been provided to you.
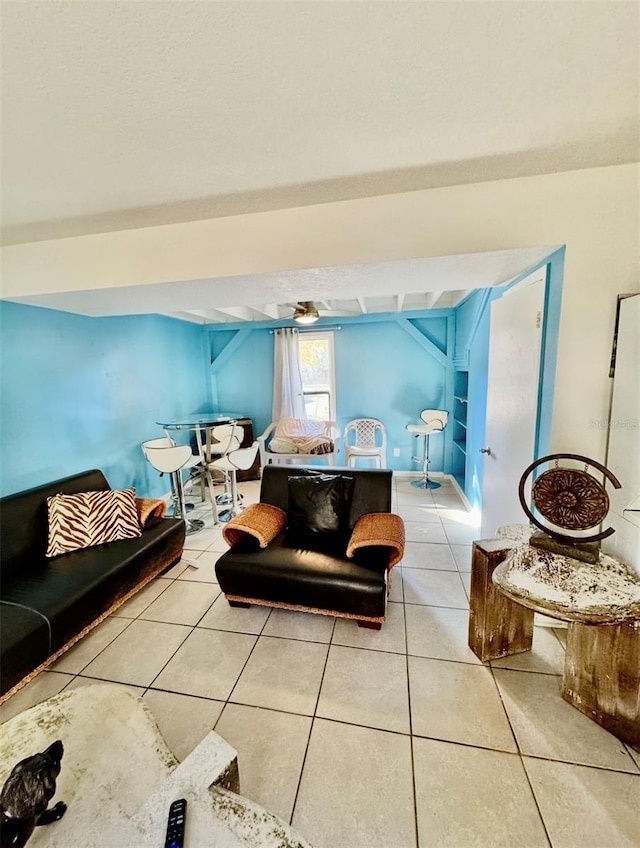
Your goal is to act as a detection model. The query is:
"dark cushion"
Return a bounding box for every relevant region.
[216,533,388,618]
[261,465,392,531]
[287,473,354,547]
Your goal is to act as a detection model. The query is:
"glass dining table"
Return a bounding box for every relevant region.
[156,412,247,525]
[156,411,245,432]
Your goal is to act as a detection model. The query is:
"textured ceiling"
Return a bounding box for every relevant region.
[0,1,635,324]
[2,1,638,245]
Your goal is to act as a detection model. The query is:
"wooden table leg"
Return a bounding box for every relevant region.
[562,620,640,751]
[468,539,534,662]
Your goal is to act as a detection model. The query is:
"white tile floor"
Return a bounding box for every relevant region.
[2,475,639,848]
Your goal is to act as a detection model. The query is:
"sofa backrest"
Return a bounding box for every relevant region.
[0,470,110,581]
[260,465,392,529]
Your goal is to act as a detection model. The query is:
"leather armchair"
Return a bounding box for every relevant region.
[215,465,404,629]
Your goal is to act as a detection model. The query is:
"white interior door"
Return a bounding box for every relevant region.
[480,272,546,538]
[603,294,640,572]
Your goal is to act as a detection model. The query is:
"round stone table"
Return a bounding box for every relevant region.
[468,526,640,751]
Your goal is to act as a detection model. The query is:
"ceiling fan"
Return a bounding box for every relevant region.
[290,300,361,324]
[292,301,320,324]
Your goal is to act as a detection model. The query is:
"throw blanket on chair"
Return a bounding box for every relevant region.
[269,417,333,455]
[223,503,287,549]
[346,512,405,569]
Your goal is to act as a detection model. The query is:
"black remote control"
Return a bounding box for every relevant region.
[164,798,187,848]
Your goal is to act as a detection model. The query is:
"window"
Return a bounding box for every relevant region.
[298,332,336,421]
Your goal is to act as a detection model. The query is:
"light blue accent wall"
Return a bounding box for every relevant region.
[208,314,452,472]
[454,247,565,510]
[0,302,207,498]
[212,330,275,437]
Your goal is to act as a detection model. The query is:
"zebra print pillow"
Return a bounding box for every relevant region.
[46,489,142,558]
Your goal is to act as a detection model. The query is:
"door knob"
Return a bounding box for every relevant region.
[479,447,492,455]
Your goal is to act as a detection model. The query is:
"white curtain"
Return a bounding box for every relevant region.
[272,328,307,421]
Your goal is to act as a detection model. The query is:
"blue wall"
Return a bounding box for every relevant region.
[209,313,453,472]
[0,252,563,507]
[0,302,208,498]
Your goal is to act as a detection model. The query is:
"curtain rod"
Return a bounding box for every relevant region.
[269,325,342,334]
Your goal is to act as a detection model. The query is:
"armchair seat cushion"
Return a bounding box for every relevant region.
[216,533,388,618]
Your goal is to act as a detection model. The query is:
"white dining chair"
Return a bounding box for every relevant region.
[344,418,387,468]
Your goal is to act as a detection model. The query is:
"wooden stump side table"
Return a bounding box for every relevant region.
[468,529,640,751]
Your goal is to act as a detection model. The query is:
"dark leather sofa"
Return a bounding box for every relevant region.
[0,469,185,701]
[215,465,399,627]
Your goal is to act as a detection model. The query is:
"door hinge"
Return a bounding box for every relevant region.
[535,311,541,328]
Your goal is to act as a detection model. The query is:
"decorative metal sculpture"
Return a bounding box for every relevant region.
[518,453,622,563]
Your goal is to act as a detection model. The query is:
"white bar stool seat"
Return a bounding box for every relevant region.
[406,409,449,489]
[143,444,204,537]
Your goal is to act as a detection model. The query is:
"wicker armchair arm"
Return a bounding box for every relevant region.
[222,503,287,549]
[346,512,405,569]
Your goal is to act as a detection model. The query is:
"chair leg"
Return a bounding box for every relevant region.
[358,620,382,630]
[174,470,204,534]
[205,469,220,525]
[218,470,240,523]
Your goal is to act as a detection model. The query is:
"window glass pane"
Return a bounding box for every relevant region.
[298,332,335,421]
[299,338,330,390]
[304,392,330,420]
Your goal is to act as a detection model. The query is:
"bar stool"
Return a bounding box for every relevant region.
[142,436,203,514]
[143,444,205,535]
[207,441,260,522]
[196,423,244,522]
[406,410,449,489]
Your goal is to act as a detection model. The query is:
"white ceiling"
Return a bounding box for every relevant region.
[1,1,637,323]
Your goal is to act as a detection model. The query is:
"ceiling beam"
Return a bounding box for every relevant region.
[163,311,208,324]
[250,303,281,320]
[396,293,405,312]
[185,308,240,323]
[211,305,255,321]
[425,291,444,309]
[357,297,367,314]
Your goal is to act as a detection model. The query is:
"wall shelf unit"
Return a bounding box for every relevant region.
[452,370,469,490]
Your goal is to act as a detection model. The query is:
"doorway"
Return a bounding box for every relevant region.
[480,269,547,538]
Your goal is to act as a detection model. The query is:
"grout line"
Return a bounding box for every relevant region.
[404,591,420,848]
[488,664,553,847]
[288,616,337,827]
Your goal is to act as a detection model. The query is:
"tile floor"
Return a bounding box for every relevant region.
[1,475,639,848]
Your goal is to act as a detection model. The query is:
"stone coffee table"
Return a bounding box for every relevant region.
[0,683,312,848]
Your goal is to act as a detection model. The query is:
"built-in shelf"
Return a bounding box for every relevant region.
[453,370,470,494]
